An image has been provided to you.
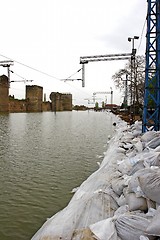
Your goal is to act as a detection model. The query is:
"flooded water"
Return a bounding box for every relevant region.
[0,111,116,240]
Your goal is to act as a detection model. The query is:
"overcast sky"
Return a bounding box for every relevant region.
[0,0,147,106]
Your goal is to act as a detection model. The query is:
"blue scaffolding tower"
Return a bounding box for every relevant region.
[142,0,160,132]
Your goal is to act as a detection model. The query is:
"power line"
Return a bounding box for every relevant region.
[0,53,96,100]
[137,18,147,53]
[0,53,60,80]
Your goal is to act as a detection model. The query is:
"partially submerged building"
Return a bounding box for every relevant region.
[0,75,72,113]
[50,92,72,111]
[0,75,9,112]
[26,85,43,112]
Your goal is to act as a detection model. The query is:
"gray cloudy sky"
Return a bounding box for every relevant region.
[0,0,147,106]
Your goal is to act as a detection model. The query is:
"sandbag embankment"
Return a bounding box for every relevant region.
[31,119,160,240]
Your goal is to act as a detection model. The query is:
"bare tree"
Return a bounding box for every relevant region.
[112,55,145,106]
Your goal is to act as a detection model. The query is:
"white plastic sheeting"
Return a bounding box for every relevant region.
[31,117,160,240]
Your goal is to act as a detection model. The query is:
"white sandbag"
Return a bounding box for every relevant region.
[117,194,127,206]
[115,213,151,240]
[146,136,160,149]
[126,149,137,158]
[153,145,160,152]
[126,192,148,211]
[72,228,95,240]
[128,161,145,175]
[138,169,160,204]
[118,157,138,175]
[128,168,155,194]
[143,152,160,167]
[146,208,157,217]
[103,186,119,204]
[120,132,134,141]
[122,143,133,150]
[111,177,127,196]
[141,131,157,143]
[134,140,144,152]
[116,147,126,153]
[123,186,129,197]
[114,205,129,217]
[146,199,156,210]
[140,236,150,240]
[89,217,118,240]
[146,207,160,237]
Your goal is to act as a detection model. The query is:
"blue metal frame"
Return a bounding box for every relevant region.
[142,0,160,132]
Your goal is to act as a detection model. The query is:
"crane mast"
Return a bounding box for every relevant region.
[142,0,160,131]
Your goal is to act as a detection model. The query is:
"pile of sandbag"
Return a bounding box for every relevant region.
[31,119,160,240]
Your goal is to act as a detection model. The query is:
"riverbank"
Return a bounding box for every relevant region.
[31,116,160,240]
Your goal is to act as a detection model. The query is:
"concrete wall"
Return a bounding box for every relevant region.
[0,75,9,112]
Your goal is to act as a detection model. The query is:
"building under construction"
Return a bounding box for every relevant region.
[0,75,72,113]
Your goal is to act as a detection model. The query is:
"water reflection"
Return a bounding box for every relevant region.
[0,111,115,240]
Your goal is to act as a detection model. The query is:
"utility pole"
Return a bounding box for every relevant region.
[0,60,14,85]
[128,36,139,117]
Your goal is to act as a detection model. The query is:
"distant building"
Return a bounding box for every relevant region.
[0,75,72,113]
[0,75,9,112]
[50,92,72,111]
[105,104,119,110]
[26,85,43,112]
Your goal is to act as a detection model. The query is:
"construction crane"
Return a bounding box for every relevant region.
[84,96,102,104]
[84,98,95,105]
[93,88,113,105]
[80,53,132,88]
[142,0,160,132]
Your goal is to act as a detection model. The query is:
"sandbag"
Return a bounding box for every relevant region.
[114,205,129,217]
[143,152,160,167]
[89,218,118,240]
[146,207,160,237]
[118,158,138,175]
[128,161,145,175]
[138,169,160,204]
[117,194,127,207]
[111,177,127,196]
[72,228,95,240]
[126,192,148,211]
[134,140,144,152]
[146,136,160,149]
[128,168,155,194]
[141,131,157,143]
[115,214,152,240]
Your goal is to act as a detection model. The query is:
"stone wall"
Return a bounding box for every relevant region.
[50,92,72,111]
[9,97,27,112]
[0,75,9,112]
[26,85,43,112]
[42,102,52,111]
[0,75,72,113]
